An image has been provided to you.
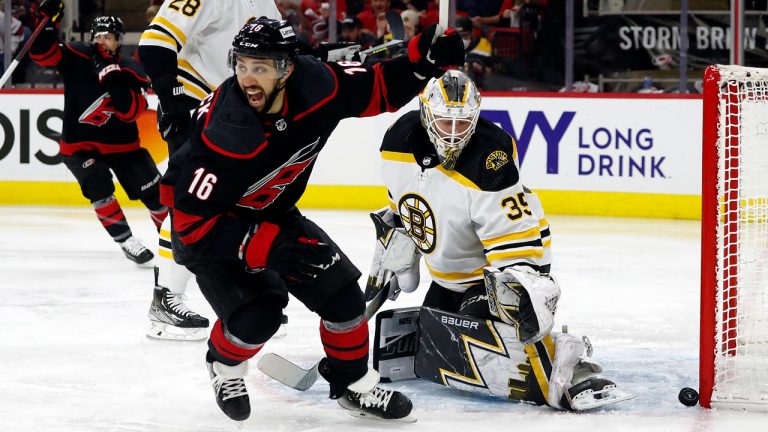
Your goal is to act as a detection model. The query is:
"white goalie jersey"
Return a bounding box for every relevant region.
[139,0,280,100]
[380,111,552,293]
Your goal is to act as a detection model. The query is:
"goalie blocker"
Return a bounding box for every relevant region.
[373,307,635,410]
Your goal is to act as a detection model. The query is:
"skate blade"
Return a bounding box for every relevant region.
[344,409,417,423]
[146,322,207,341]
[571,387,636,411]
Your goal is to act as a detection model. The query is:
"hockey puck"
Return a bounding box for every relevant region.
[678,387,699,407]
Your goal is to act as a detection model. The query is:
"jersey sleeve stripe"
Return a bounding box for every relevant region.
[179,78,209,100]
[139,31,179,51]
[486,247,544,263]
[485,238,543,253]
[178,61,214,92]
[436,165,480,190]
[425,261,485,281]
[481,225,541,247]
[382,150,416,163]
[153,16,188,45]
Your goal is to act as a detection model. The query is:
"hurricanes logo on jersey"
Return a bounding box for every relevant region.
[398,193,436,254]
[485,151,509,171]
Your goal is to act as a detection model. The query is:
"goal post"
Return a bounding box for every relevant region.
[700,64,768,411]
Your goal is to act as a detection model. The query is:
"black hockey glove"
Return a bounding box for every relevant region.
[38,0,64,24]
[152,75,191,142]
[92,44,121,84]
[407,24,465,79]
[238,222,334,284]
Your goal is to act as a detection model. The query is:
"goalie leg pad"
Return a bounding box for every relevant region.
[414,307,545,402]
[484,266,560,345]
[373,307,421,382]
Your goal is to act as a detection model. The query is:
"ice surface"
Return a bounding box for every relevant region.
[0,207,765,431]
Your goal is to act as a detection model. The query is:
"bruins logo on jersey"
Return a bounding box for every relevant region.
[485,150,509,171]
[398,193,436,254]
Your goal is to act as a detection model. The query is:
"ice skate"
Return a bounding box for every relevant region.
[206,358,250,422]
[119,235,154,265]
[147,285,209,341]
[548,332,635,411]
[321,360,414,422]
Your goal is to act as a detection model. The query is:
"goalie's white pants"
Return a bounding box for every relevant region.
[157,217,193,295]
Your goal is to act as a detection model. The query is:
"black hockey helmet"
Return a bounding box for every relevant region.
[90,16,125,44]
[228,17,299,76]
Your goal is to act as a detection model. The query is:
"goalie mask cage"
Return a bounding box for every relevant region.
[701,64,768,411]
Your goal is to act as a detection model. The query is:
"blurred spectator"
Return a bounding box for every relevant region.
[455,16,492,89]
[340,15,375,48]
[393,0,428,11]
[277,0,303,29]
[400,8,420,39]
[302,0,347,19]
[419,0,468,29]
[0,8,25,78]
[145,4,159,24]
[358,0,397,34]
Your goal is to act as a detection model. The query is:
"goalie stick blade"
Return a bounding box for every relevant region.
[257,353,320,391]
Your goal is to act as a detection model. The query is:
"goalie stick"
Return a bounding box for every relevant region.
[257,274,398,391]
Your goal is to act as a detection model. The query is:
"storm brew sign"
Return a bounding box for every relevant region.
[575,14,768,74]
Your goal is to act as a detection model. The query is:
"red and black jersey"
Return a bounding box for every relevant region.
[162,55,430,264]
[30,31,149,156]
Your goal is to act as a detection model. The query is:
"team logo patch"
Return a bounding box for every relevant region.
[275,119,287,131]
[485,151,509,171]
[398,193,436,254]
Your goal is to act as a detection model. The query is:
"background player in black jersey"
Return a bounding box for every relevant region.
[30,0,164,266]
[367,70,635,411]
[159,17,463,422]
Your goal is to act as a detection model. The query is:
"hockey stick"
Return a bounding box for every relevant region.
[0,16,50,89]
[385,9,406,41]
[439,0,449,28]
[257,274,398,391]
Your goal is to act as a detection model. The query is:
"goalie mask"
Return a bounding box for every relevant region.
[419,70,481,170]
[228,17,299,79]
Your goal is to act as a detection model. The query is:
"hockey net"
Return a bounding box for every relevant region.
[701,64,768,411]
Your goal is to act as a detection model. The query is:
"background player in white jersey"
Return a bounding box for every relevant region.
[137,0,282,340]
[367,70,634,411]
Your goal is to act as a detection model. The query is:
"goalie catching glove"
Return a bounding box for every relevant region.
[484,266,561,345]
[239,221,333,284]
[366,207,421,301]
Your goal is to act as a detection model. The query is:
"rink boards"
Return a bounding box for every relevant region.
[0,91,702,219]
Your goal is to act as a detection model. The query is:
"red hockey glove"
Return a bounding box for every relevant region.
[239,222,334,284]
[92,44,121,83]
[38,0,64,25]
[408,24,465,79]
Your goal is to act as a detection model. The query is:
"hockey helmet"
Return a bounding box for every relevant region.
[228,17,299,79]
[419,70,481,170]
[90,16,125,45]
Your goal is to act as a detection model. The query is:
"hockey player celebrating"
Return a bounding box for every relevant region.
[137,0,282,340]
[159,17,463,422]
[367,70,635,411]
[30,1,162,266]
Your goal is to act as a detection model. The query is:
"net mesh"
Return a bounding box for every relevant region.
[714,65,768,405]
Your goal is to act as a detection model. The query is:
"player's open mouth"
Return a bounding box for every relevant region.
[245,88,264,106]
